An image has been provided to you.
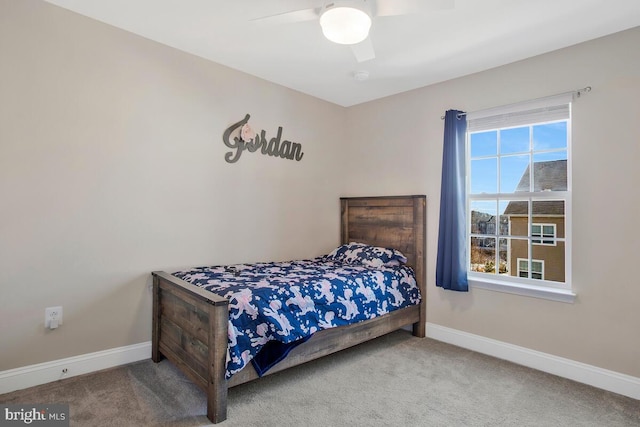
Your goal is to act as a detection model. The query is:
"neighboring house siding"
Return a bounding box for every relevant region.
[509,216,565,282]
[503,160,567,283]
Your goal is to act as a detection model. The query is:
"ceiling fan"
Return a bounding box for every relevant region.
[252,0,455,63]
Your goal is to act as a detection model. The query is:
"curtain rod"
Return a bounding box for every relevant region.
[440,86,592,120]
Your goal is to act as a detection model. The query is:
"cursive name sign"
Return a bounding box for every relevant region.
[222,114,304,163]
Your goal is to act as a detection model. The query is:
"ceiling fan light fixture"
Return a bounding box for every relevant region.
[320,6,371,45]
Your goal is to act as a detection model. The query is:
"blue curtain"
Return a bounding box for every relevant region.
[436,110,468,292]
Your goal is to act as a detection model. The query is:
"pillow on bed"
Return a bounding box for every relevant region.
[324,242,407,267]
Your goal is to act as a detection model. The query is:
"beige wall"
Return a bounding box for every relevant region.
[344,27,640,377]
[0,0,346,370]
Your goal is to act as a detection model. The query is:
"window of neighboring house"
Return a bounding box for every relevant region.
[532,223,556,245]
[518,258,544,280]
[466,93,575,303]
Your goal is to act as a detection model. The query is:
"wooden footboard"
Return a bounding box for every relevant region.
[152,271,229,422]
[152,195,426,424]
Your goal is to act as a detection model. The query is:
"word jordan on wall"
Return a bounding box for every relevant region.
[222,114,304,163]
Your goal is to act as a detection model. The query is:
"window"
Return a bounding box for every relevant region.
[531,223,556,246]
[466,94,574,302]
[517,258,544,280]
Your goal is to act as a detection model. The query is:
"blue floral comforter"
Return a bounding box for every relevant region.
[173,257,420,379]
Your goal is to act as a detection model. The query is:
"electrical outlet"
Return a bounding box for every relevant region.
[45,306,63,329]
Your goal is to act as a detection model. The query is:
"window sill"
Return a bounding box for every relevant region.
[469,277,576,303]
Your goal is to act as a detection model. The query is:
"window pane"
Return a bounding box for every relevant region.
[498,238,509,275]
[470,237,496,274]
[470,158,497,194]
[500,155,530,193]
[470,131,497,157]
[500,200,528,237]
[532,200,565,217]
[497,200,513,236]
[500,127,529,154]
[532,243,564,283]
[533,122,567,151]
[532,155,567,192]
[510,239,529,277]
[532,261,543,273]
[533,150,567,162]
[532,201,565,239]
[470,201,497,235]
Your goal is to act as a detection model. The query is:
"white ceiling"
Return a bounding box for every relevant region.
[43,0,640,107]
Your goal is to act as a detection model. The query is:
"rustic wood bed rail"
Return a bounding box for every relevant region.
[151,195,426,423]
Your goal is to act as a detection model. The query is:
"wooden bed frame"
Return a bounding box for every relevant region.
[151,195,426,423]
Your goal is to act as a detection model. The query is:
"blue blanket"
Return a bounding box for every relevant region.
[173,257,420,379]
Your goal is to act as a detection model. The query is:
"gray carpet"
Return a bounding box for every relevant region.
[1,330,638,426]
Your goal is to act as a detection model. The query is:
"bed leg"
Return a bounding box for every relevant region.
[412,321,426,338]
[412,301,426,338]
[207,302,229,423]
[412,196,426,339]
[151,274,164,363]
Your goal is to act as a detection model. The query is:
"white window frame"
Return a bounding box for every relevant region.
[532,223,556,246]
[465,93,576,303]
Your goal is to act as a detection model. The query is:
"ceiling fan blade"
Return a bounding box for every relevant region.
[375,0,454,17]
[350,37,375,63]
[250,8,319,25]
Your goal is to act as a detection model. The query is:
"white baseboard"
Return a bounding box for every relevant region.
[3,330,639,401]
[0,342,152,395]
[426,323,640,400]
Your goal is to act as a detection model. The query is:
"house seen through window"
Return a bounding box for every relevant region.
[466,96,571,291]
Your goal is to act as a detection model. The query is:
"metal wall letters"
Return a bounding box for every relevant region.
[222,114,304,163]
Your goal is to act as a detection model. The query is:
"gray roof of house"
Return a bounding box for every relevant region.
[503,160,566,216]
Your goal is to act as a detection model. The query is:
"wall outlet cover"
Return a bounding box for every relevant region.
[45,306,63,328]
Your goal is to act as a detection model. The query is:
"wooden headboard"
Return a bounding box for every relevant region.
[340,195,426,270]
[340,195,426,336]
